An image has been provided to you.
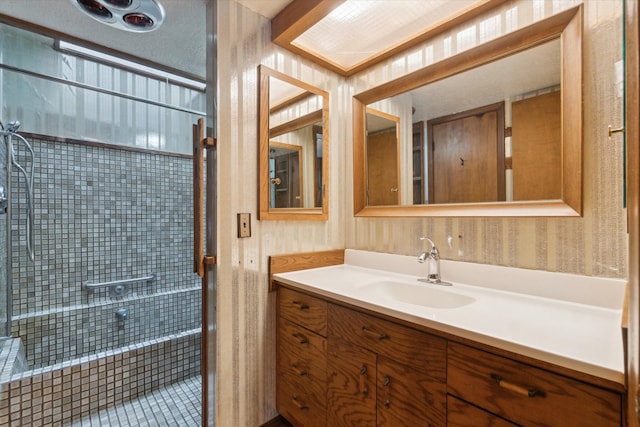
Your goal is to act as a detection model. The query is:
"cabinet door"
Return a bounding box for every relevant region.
[327,337,377,426]
[377,357,446,427]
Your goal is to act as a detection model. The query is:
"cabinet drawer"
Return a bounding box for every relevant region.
[279,287,328,336]
[447,395,517,427]
[278,317,327,387]
[329,303,446,381]
[447,342,622,427]
[277,376,326,427]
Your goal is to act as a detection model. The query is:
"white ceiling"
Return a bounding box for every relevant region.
[235,0,292,20]
[411,39,561,123]
[367,39,561,132]
[0,0,209,79]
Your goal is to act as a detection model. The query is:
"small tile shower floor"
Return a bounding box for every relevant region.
[66,376,201,427]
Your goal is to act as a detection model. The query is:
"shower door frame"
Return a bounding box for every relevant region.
[202,1,218,425]
[1,133,12,339]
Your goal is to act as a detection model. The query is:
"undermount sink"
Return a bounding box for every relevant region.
[361,280,475,309]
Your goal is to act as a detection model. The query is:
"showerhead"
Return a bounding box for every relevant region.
[6,121,21,133]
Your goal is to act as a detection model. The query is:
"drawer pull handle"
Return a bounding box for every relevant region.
[291,301,310,311]
[362,326,389,340]
[292,332,308,344]
[359,364,368,397]
[291,396,309,410]
[291,364,308,376]
[382,376,391,407]
[490,373,544,398]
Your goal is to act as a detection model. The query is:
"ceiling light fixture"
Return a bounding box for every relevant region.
[71,0,165,33]
[272,0,508,76]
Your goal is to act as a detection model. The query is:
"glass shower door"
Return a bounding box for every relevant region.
[0,132,9,338]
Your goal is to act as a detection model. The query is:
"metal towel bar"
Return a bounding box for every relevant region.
[83,274,155,296]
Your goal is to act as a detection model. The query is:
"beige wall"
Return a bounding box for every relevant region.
[216,1,346,425]
[215,0,627,425]
[347,0,627,278]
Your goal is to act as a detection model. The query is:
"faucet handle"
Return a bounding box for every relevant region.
[419,236,439,259]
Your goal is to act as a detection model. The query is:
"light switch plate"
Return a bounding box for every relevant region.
[237,213,251,238]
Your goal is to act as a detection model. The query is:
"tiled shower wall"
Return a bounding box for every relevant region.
[9,134,201,369]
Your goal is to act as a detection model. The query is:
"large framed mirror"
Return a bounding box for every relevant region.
[259,65,329,220]
[353,5,582,217]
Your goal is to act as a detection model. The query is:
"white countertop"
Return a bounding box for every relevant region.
[273,249,627,385]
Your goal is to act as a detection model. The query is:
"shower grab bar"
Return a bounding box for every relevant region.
[0,63,205,116]
[83,274,156,292]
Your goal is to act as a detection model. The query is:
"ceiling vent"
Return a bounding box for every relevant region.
[71,0,165,33]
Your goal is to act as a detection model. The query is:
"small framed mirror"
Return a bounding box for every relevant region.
[353,5,582,217]
[259,65,329,220]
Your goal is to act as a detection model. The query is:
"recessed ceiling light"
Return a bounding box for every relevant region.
[76,0,115,21]
[104,0,133,8]
[123,13,154,28]
[71,0,165,33]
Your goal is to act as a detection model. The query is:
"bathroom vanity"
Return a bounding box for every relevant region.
[272,250,626,426]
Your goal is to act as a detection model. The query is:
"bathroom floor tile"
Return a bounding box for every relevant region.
[64,376,201,427]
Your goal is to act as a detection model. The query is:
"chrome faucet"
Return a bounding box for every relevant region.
[417,237,452,286]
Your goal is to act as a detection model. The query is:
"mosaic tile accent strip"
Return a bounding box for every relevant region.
[0,339,27,383]
[1,330,200,427]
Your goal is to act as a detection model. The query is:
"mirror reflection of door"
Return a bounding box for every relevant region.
[511,90,561,200]
[412,121,425,204]
[313,125,323,207]
[366,108,400,206]
[269,142,302,208]
[428,102,505,204]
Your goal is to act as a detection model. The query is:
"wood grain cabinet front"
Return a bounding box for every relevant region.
[328,304,447,381]
[277,288,328,427]
[326,337,377,426]
[447,342,622,427]
[275,284,623,427]
[279,286,328,336]
[447,395,517,427]
[327,303,447,427]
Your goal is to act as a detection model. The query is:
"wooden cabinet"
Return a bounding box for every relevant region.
[275,284,623,427]
[328,304,447,381]
[377,356,446,427]
[327,304,447,427]
[447,395,516,427]
[447,342,622,427]
[277,288,327,427]
[326,337,377,426]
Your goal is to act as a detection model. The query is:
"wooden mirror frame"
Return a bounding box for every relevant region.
[259,65,329,220]
[353,5,582,217]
